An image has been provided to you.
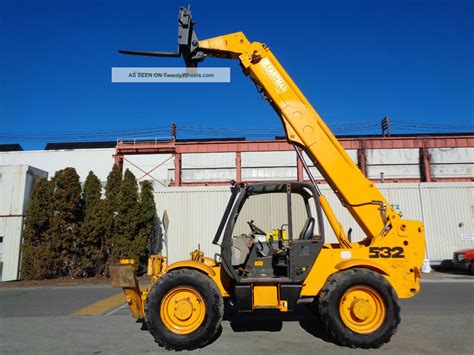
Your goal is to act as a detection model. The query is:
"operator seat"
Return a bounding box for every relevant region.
[231,235,251,266]
[299,217,315,240]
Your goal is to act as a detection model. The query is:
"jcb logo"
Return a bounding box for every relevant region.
[369,247,405,259]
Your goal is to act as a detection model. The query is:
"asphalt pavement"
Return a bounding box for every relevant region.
[0,276,473,354]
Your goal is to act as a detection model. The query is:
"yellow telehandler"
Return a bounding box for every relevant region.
[110,6,426,350]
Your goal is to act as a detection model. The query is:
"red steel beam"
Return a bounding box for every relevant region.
[420,147,432,182]
[235,152,241,182]
[114,135,473,185]
[174,153,182,186]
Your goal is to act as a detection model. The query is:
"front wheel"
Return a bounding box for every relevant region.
[144,269,224,350]
[318,268,400,348]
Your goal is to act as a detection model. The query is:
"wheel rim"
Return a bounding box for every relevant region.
[160,286,206,335]
[339,285,386,334]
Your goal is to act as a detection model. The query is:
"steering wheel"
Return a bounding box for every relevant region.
[247,220,266,235]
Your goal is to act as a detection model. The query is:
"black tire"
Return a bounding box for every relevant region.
[318,268,400,349]
[144,269,224,350]
[469,262,474,276]
[306,297,320,316]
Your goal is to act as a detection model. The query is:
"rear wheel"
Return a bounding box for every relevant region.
[145,269,224,350]
[319,268,400,348]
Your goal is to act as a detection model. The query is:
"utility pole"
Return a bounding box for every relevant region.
[170,122,177,141]
[381,115,391,137]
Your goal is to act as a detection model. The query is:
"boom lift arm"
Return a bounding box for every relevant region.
[201,32,396,245]
[120,6,399,245]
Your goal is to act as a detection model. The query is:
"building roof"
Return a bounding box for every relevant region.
[274,132,474,140]
[0,144,23,152]
[176,137,246,142]
[43,138,248,150]
[44,141,117,150]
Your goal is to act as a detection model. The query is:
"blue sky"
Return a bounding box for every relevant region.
[1,0,473,150]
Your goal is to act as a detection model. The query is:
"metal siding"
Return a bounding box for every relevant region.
[367,165,420,179]
[182,168,236,183]
[241,151,296,167]
[0,166,48,216]
[153,183,473,264]
[0,165,26,216]
[419,183,474,261]
[430,148,474,179]
[180,153,236,183]
[366,149,420,179]
[429,148,474,163]
[154,186,230,262]
[182,153,236,168]
[0,166,47,281]
[431,164,474,178]
[366,149,419,164]
[240,152,297,181]
[0,216,23,281]
[242,167,297,181]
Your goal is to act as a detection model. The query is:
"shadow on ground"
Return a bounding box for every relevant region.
[223,303,333,343]
[431,261,473,276]
[136,303,335,348]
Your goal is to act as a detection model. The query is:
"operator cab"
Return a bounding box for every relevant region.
[215,182,325,284]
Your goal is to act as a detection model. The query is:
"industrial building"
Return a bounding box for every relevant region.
[1,133,473,186]
[0,133,473,280]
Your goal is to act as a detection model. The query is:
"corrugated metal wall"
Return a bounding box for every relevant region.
[182,153,236,183]
[242,151,297,181]
[154,182,474,264]
[0,165,48,281]
[154,186,229,262]
[0,217,23,281]
[430,147,474,179]
[419,183,474,260]
[0,166,46,217]
[366,149,420,179]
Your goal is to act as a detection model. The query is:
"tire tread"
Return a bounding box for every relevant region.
[318,268,400,349]
[144,269,224,350]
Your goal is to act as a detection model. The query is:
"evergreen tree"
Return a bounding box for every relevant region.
[135,180,157,266]
[105,164,122,213]
[21,178,53,280]
[104,164,122,260]
[48,168,82,277]
[78,171,107,276]
[112,169,140,260]
[82,171,102,212]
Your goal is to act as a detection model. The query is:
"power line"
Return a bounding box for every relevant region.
[0,119,472,143]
